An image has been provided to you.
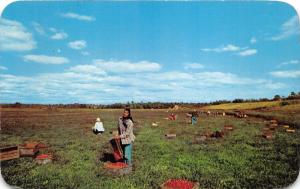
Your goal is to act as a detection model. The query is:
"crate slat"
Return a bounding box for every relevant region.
[0,146,20,161]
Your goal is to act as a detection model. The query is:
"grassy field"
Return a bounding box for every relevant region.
[1,106,300,189]
[204,100,300,129]
[202,101,282,110]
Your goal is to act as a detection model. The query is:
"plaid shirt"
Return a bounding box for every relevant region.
[118,117,135,145]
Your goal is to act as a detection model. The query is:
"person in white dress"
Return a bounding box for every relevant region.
[92,117,105,135]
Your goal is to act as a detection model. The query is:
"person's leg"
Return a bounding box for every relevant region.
[124,144,132,165]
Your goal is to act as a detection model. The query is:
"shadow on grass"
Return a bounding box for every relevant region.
[99,152,116,163]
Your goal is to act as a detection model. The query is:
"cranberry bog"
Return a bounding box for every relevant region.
[1,104,300,189]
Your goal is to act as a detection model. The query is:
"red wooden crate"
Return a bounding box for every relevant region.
[224,125,234,131]
[0,146,20,161]
[35,154,53,164]
[161,179,199,189]
[19,142,39,157]
[262,132,273,139]
[103,162,132,176]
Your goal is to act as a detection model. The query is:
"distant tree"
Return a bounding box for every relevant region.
[290,91,296,97]
[273,95,281,101]
[232,99,244,103]
[259,98,270,102]
[287,91,297,100]
[13,102,22,108]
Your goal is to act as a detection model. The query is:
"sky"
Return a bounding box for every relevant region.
[0,1,300,104]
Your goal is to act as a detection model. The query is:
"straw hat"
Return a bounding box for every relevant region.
[96,117,101,122]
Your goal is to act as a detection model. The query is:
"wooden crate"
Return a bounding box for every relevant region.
[160,179,199,189]
[35,154,53,164]
[165,134,176,139]
[0,146,20,161]
[152,122,159,127]
[283,125,289,129]
[193,136,207,144]
[268,124,278,130]
[224,125,234,131]
[262,132,273,139]
[19,142,39,157]
[204,131,214,138]
[103,162,132,176]
[286,129,296,133]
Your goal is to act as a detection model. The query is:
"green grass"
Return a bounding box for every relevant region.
[1,108,299,188]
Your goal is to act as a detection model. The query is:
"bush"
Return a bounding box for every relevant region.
[280,101,290,106]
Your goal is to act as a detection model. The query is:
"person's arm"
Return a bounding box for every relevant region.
[119,121,133,139]
[114,118,122,138]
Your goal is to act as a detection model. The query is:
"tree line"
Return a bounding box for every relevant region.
[1,91,299,109]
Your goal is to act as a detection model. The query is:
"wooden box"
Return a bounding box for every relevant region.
[152,122,159,127]
[193,136,207,144]
[160,179,199,189]
[103,162,132,176]
[224,125,234,131]
[35,154,53,164]
[286,129,295,133]
[263,127,271,131]
[19,142,39,157]
[268,123,278,130]
[262,132,273,139]
[165,134,176,139]
[283,125,289,129]
[0,146,20,161]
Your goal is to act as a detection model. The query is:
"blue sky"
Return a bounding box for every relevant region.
[0,1,299,104]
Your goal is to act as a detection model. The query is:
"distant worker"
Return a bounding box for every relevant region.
[168,113,177,120]
[92,117,105,134]
[191,113,197,125]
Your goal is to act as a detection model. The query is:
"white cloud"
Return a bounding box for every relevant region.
[184,63,204,70]
[23,55,69,64]
[250,37,257,44]
[0,18,36,51]
[69,64,106,75]
[270,15,300,41]
[51,32,68,40]
[238,49,257,57]
[93,59,161,73]
[201,44,242,53]
[194,72,257,85]
[0,65,289,103]
[270,70,300,78]
[277,60,299,67]
[32,22,46,35]
[31,23,68,40]
[61,12,95,22]
[68,40,87,50]
[264,82,286,90]
[202,43,257,57]
[0,65,7,70]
